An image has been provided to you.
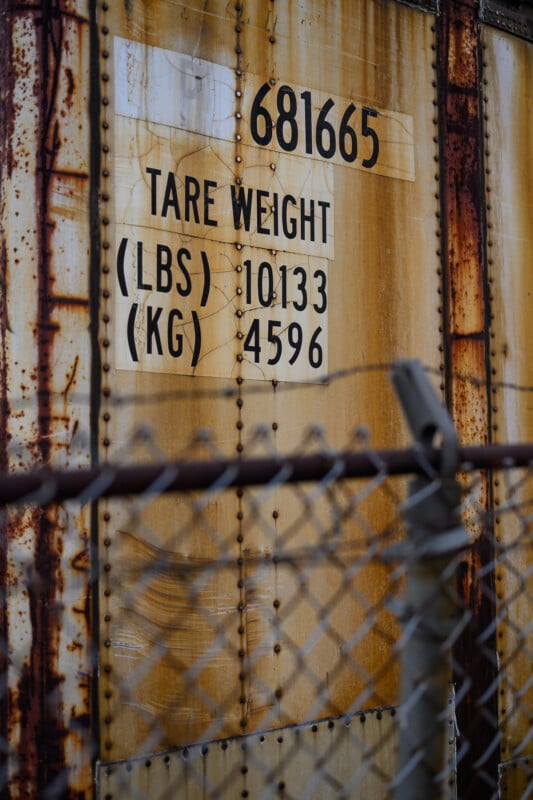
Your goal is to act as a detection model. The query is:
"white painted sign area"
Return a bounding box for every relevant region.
[113,37,412,381]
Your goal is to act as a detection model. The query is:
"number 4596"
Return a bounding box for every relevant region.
[243,319,324,369]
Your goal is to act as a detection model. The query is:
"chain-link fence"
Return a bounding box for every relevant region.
[2,363,533,798]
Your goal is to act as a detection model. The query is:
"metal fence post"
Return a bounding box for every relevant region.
[391,360,469,800]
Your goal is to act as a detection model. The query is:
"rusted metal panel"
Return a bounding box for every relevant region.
[0,2,93,797]
[99,0,440,771]
[481,24,533,795]
[437,0,499,794]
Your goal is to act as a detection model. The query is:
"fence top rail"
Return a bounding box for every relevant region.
[0,442,532,507]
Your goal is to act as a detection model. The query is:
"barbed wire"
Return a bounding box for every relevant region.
[4,361,533,411]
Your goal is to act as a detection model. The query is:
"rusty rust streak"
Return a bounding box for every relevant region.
[38,167,89,180]
[0,3,15,795]
[13,1,70,795]
[438,0,497,796]
[51,295,90,307]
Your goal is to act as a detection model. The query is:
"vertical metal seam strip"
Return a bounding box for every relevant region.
[89,0,102,779]
[0,0,13,792]
[437,0,498,795]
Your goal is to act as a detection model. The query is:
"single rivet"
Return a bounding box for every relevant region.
[274,643,281,653]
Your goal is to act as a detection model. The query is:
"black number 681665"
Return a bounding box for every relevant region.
[249,82,379,168]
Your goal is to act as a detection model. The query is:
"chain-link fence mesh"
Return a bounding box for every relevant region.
[3,368,533,798]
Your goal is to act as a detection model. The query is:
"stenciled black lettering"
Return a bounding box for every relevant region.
[317,200,331,244]
[137,241,152,290]
[204,179,217,227]
[281,194,297,239]
[176,248,193,297]
[230,185,254,231]
[147,306,163,355]
[161,172,181,219]
[146,167,162,215]
[156,244,172,292]
[272,192,279,237]
[167,308,183,357]
[184,176,201,223]
[256,189,270,235]
[300,198,315,242]
[200,251,210,307]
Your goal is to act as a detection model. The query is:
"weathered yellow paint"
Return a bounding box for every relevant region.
[482,25,533,786]
[99,0,440,769]
[97,710,398,799]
